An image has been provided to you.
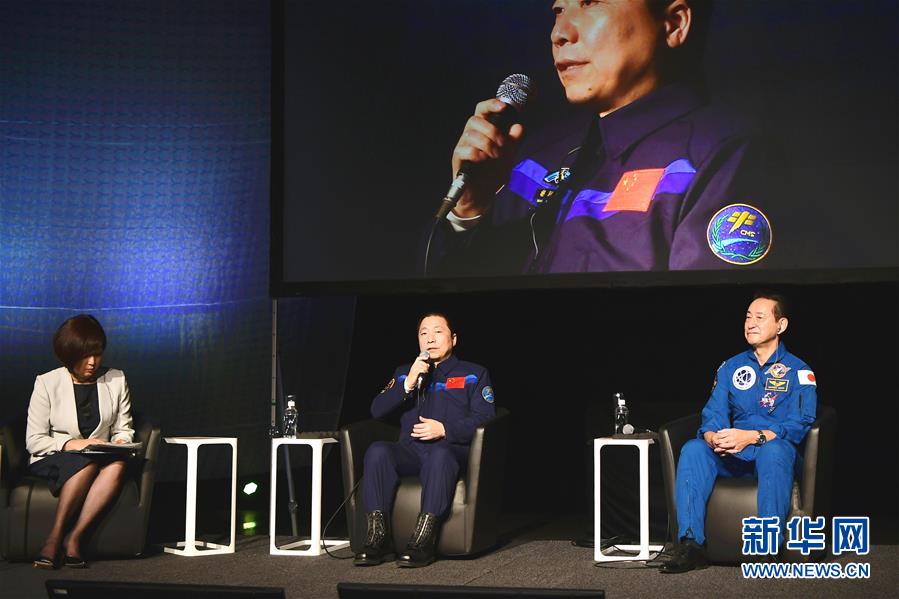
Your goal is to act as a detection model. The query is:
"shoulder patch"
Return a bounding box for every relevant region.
[797,370,816,386]
[707,203,772,265]
[482,386,495,403]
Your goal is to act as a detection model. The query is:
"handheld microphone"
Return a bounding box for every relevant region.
[434,73,533,221]
[415,350,430,390]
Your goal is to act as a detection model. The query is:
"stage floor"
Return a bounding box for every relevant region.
[3,518,897,599]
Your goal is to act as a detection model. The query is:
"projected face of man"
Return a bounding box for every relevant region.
[418,315,456,365]
[551,0,691,115]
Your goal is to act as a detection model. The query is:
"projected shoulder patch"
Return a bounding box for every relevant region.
[707,203,772,265]
[482,386,495,403]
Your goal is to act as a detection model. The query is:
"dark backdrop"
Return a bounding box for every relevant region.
[339,281,899,542]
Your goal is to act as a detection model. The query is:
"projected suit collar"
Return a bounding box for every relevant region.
[597,82,706,162]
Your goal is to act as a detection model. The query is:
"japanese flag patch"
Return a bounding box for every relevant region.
[798,370,816,386]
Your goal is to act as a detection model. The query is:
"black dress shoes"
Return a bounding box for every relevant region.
[659,539,709,574]
[33,555,60,570]
[353,510,394,566]
[64,555,88,568]
[397,512,439,568]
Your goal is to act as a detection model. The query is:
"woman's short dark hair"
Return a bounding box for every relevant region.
[53,314,107,370]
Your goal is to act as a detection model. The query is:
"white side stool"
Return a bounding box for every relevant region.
[163,436,237,556]
[594,437,665,562]
[270,437,350,556]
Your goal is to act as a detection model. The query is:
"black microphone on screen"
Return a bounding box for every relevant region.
[434,73,534,221]
[415,350,430,391]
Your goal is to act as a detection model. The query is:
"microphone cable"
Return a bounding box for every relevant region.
[320,477,362,559]
[422,218,440,277]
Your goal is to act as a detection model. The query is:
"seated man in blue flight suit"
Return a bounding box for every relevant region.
[427,0,775,276]
[354,312,496,568]
[660,291,817,573]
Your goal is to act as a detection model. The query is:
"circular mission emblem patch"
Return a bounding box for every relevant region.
[706,203,772,265]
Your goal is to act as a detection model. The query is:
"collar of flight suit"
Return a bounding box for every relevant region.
[432,354,459,379]
[596,80,707,162]
[743,341,788,370]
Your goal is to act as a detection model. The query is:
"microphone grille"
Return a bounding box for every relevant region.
[418,350,430,359]
[496,73,532,113]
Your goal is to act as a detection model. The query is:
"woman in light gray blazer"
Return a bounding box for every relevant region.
[26,314,134,569]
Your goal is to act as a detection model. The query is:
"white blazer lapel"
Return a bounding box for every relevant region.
[94,370,111,439]
[56,368,81,440]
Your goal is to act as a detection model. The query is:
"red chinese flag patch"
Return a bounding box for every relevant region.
[603,168,665,213]
[445,377,465,389]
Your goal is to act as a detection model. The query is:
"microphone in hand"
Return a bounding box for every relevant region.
[435,73,533,221]
[415,350,431,390]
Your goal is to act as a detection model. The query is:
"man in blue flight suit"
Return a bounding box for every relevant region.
[426,0,775,276]
[354,313,496,568]
[660,291,818,573]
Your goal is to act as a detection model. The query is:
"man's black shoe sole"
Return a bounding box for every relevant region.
[353,554,395,566]
[659,561,709,574]
[396,557,436,568]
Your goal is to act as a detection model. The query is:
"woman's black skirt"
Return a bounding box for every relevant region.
[28,452,128,496]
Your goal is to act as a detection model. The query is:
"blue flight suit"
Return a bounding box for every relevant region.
[675,343,817,545]
[427,82,776,275]
[362,355,496,517]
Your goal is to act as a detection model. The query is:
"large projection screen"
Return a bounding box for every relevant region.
[272,0,898,295]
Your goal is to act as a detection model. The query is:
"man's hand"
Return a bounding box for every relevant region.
[714,428,758,454]
[405,355,431,393]
[63,438,102,451]
[450,98,525,218]
[705,431,731,455]
[411,416,446,441]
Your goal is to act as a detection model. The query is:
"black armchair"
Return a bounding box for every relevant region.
[658,405,836,564]
[339,407,510,556]
[0,413,161,561]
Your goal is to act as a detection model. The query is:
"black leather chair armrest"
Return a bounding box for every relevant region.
[659,414,702,479]
[798,404,836,519]
[0,436,6,509]
[339,419,400,551]
[465,408,510,506]
[659,413,702,543]
[0,417,29,502]
[339,419,399,488]
[137,427,161,509]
